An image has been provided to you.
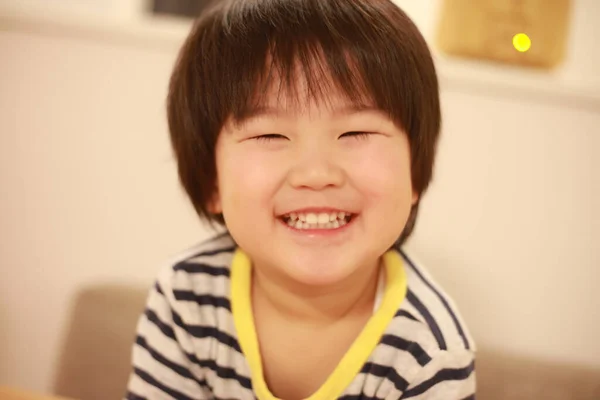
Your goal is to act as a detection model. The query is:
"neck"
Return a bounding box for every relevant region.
[252,258,382,324]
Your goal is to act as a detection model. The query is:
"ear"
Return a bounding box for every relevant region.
[207,185,222,214]
[412,190,419,205]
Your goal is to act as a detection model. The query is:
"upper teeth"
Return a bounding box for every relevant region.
[283,211,351,230]
[288,212,347,223]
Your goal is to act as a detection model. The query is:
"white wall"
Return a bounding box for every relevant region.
[0,29,210,392]
[0,0,598,394]
[397,0,600,368]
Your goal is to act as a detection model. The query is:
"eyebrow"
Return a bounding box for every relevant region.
[234,103,384,124]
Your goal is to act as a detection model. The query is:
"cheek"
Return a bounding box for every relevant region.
[350,140,412,198]
[217,146,284,211]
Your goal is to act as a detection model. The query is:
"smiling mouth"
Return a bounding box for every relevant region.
[279,211,356,230]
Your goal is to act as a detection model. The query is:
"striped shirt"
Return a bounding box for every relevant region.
[126,232,476,399]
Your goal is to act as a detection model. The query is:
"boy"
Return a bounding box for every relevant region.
[126,0,476,399]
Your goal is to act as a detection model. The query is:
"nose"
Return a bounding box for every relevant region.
[287,145,345,190]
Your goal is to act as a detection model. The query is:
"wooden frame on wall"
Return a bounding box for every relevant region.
[436,0,572,69]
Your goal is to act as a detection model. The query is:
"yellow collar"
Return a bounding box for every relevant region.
[230,249,407,400]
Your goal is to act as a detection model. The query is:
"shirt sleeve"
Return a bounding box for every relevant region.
[399,349,476,400]
[124,273,210,400]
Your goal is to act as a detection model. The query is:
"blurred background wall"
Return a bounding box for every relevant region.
[0,0,598,395]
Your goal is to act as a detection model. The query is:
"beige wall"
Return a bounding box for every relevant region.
[1,0,599,394]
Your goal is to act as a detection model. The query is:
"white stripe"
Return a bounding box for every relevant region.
[362,371,399,399]
[373,265,385,312]
[376,377,403,400]
[172,271,232,301]
[169,232,235,264]
[186,249,236,269]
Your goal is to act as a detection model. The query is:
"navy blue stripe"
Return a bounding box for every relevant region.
[401,250,471,350]
[144,309,177,341]
[173,291,232,310]
[125,392,146,400]
[199,360,252,390]
[173,261,231,276]
[380,334,432,366]
[193,245,237,258]
[171,309,242,353]
[133,367,195,400]
[395,309,419,322]
[402,360,475,398]
[360,362,409,392]
[184,352,253,390]
[135,335,208,387]
[154,282,164,295]
[406,290,446,350]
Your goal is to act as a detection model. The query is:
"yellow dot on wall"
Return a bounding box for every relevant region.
[513,33,532,52]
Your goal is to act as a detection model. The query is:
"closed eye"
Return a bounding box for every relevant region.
[253,134,288,142]
[340,131,374,140]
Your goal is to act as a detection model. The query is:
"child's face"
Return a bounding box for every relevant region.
[212,85,416,286]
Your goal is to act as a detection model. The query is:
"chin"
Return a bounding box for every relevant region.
[283,259,357,287]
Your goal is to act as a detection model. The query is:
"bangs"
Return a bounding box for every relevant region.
[234,47,375,123]
[188,0,438,134]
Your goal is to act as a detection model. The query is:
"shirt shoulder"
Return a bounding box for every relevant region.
[153,231,239,336]
[157,230,248,371]
[128,232,254,399]
[395,248,476,354]
[156,231,238,295]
